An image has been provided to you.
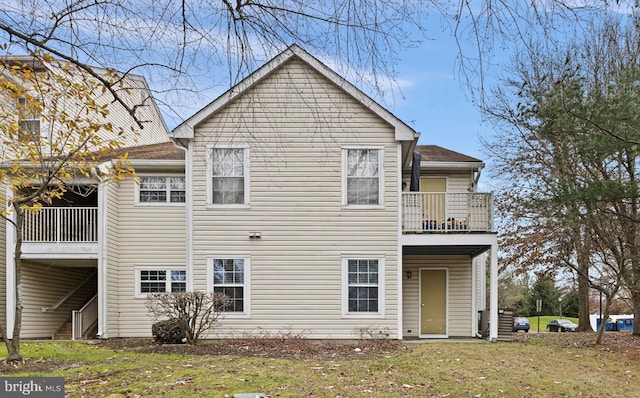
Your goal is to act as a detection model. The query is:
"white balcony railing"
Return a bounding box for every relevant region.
[402,192,494,233]
[23,207,98,243]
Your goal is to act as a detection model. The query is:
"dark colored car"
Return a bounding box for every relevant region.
[512,317,530,332]
[546,319,578,332]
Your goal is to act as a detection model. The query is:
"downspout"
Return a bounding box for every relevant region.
[396,143,403,340]
[172,139,193,291]
[94,161,113,339]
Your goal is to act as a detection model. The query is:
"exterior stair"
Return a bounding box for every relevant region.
[52,319,73,340]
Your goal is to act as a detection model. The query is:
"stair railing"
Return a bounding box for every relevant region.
[42,269,96,313]
[72,294,98,340]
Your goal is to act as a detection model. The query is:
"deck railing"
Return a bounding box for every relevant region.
[402,192,494,233]
[23,207,98,243]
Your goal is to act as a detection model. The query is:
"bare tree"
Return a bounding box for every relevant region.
[146,291,230,345]
[0,56,136,361]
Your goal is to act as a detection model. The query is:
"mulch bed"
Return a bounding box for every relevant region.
[1,332,639,374]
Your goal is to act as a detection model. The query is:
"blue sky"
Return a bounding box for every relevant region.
[392,36,489,162]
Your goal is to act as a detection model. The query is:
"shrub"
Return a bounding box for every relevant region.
[146,291,231,345]
[152,319,185,344]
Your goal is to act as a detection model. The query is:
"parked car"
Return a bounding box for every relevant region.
[546,319,578,332]
[512,317,530,332]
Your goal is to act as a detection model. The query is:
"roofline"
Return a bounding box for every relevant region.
[171,44,417,142]
[420,161,485,171]
[128,159,185,168]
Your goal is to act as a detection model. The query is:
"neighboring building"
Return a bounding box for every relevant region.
[2,45,498,341]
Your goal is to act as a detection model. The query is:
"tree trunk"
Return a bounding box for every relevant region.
[595,295,613,345]
[5,208,24,362]
[575,235,591,331]
[632,290,640,336]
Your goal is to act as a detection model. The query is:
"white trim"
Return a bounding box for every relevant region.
[134,266,187,298]
[471,258,478,337]
[396,143,403,340]
[418,267,449,339]
[134,174,186,206]
[489,244,499,342]
[341,254,385,319]
[97,181,108,338]
[341,146,385,209]
[207,255,251,319]
[205,144,251,208]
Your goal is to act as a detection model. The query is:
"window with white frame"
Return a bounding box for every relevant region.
[138,176,185,204]
[136,267,186,296]
[342,256,384,317]
[343,148,383,206]
[210,257,248,313]
[17,97,41,141]
[208,146,249,206]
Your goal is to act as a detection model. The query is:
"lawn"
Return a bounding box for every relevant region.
[525,315,579,333]
[0,334,638,397]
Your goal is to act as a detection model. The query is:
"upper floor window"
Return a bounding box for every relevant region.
[138,176,185,204]
[17,97,41,141]
[343,147,384,207]
[207,145,250,207]
[136,267,186,297]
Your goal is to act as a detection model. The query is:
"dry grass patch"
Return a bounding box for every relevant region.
[0,333,638,397]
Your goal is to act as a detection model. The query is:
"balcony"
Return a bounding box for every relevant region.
[402,192,494,233]
[23,207,98,243]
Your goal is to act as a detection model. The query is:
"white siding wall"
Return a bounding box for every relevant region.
[191,59,400,339]
[105,183,121,337]
[111,178,187,337]
[402,255,473,338]
[20,262,96,339]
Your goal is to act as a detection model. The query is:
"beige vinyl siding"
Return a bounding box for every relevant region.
[192,59,399,339]
[112,178,187,337]
[20,262,96,339]
[402,255,473,338]
[402,172,473,193]
[0,188,5,329]
[104,183,120,337]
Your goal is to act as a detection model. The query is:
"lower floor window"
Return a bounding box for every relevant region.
[137,268,186,295]
[211,257,248,313]
[342,256,384,317]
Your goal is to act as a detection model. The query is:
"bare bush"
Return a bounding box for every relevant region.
[145,291,230,345]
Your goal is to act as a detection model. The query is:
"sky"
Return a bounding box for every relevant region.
[391,35,490,162]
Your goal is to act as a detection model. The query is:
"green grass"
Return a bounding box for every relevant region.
[1,337,638,397]
[525,315,579,333]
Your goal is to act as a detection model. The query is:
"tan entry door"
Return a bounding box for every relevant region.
[421,178,446,229]
[420,269,447,336]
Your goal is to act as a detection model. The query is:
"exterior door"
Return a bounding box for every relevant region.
[420,269,447,336]
[421,178,446,229]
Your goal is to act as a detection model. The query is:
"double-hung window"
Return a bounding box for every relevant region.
[136,267,187,297]
[209,257,250,316]
[207,145,250,206]
[343,147,383,207]
[138,176,186,204]
[342,256,384,318]
[17,97,41,141]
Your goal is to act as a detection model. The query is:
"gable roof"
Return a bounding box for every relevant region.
[415,145,482,163]
[414,145,484,172]
[171,44,419,144]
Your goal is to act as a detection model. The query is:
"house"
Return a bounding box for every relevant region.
[2,45,499,341]
[0,56,170,340]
